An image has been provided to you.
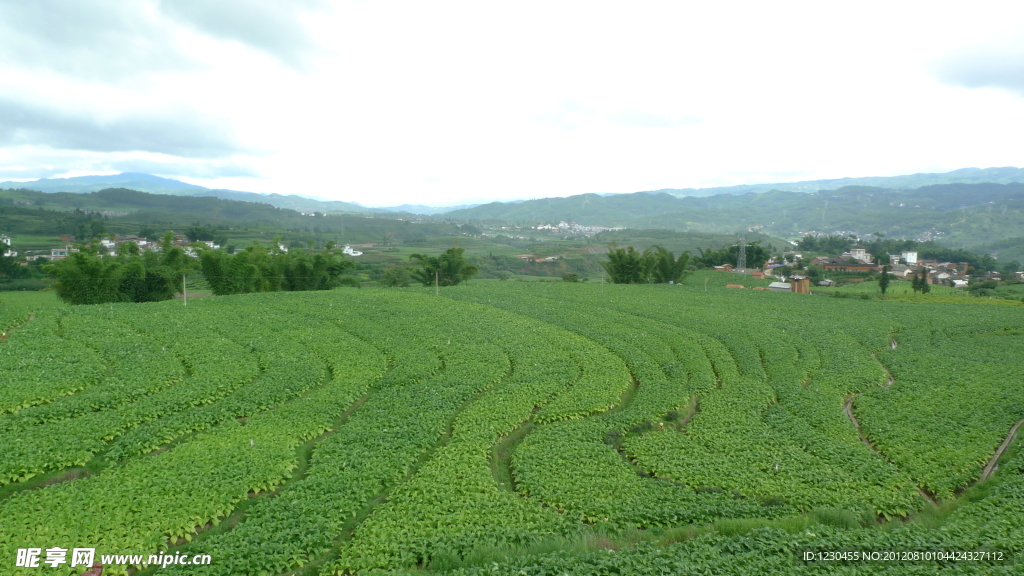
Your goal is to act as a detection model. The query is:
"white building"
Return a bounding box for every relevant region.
[848,248,872,263]
[342,244,362,256]
[50,246,78,260]
[901,251,918,264]
[0,234,10,246]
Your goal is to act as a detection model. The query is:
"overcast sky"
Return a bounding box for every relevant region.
[1,1,1023,206]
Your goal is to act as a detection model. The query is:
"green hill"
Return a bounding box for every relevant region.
[0,187,459,251]
[650,166,1024,197]
[0,172,373,214]
[448,182,1024,248]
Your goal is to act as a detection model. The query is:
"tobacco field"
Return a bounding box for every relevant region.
[1,280,1023,575]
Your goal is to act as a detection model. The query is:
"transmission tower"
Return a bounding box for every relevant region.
[736,236,747,271]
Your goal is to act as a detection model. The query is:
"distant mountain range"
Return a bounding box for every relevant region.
[646,166,1024,197]
[0,173,479,215]
[6,166,1024,239]
[447,182,1024,248]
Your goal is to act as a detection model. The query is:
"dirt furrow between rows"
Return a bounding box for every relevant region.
[981,419,1024,481]
[846,342,938,507]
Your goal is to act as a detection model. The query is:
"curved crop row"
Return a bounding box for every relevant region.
[0,297,388,575]
[0,314,106,416]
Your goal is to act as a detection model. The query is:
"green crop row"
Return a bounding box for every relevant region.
[857,314,1024,498]
[329,313,590,572]
[0,314,106,416]
[178,293,511,576]
[0,296,388,575]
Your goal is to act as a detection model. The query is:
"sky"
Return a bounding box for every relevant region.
[1,1,1023,207]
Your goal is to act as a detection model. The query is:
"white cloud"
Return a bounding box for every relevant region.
[1,1,1023,205]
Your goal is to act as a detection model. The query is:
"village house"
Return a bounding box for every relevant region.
[844,248,872,263]
[813,256,880,273]
[49,246,79,260]
[789,275,811,294]
[888,264,914,278]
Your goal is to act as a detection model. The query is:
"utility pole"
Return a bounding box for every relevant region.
[182,274,187,306]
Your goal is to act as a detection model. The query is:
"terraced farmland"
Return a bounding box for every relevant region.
[1,281,1023,575]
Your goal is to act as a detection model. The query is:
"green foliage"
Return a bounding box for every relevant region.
[43,248,183,304]
[797,234,855,253]
[379,264,411,287]
[879,265,891,294]
[602,245,691,284]
[0,255,30,281]
[409,246,478,287]
[647,246,690,284]
[601,245,647,284]
[696,240,770,269]
[3,281,1024,574]
[199,245,354,295]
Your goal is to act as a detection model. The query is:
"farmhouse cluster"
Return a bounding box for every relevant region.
[2,232,369,264]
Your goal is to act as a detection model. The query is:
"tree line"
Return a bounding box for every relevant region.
[199,244,357,294]
[45,233,361,304]
[45,234,190,305]
[601,245,691,284]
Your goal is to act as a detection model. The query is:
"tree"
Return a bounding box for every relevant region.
[647,245,691,284]
[0,255,30,280]
[379,264,410,287]
[409,246,478,287]
[879,265,891,294]
[602,245,647,284]
[601,245,691,284]
[161,231,176,252]
[911,271,922,294]
[199,246,354,295]
[695,241,770,270]
[45,250,180,304]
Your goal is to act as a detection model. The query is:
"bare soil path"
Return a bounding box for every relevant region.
[844,340,938,507]
[981,419,1024,481]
